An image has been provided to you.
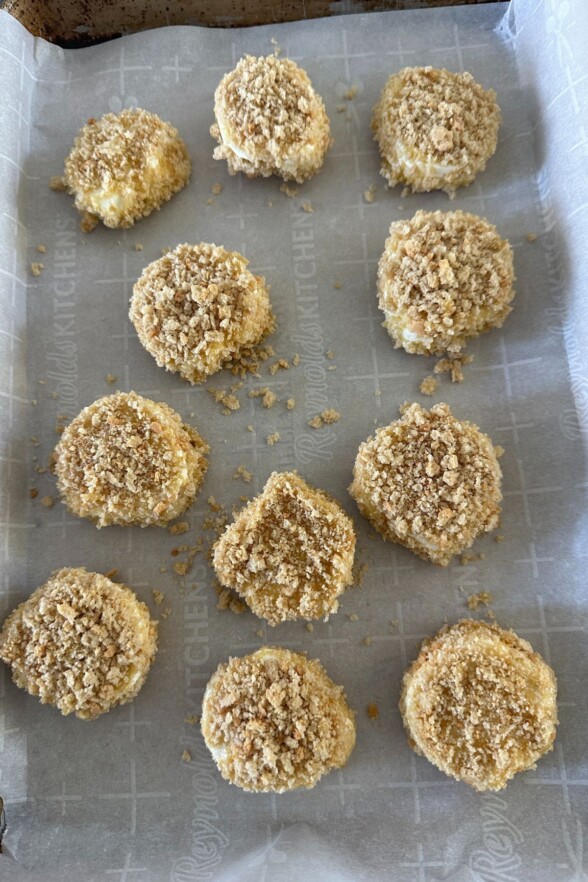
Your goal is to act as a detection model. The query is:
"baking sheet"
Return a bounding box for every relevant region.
[1,2,587,879]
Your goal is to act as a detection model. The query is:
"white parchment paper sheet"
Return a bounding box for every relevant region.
[0,1,587,879]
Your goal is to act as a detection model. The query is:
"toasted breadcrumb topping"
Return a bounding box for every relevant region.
[211,55,331,183]
[0,568,157,720]
[213,471,356,625]
[201,647,356,792]
[378,211,514,356]
[400,619,558,790]
[372,67,500,194]
[54,392,208,527]
[63,109,190,229]
[349,403,502,566]
[130,243,274,385]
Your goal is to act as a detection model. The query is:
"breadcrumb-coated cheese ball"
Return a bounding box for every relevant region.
[349,403,502,566]
[130,243,274,384]
[0,568,158,720]
[201,647,356,792]
[211,54,331,183]
[372,67,501,195]
[212,471,356,625]
[378,210,515,356]
[400,619,558,790]
[62,109,190,230]
[54,392,208,527]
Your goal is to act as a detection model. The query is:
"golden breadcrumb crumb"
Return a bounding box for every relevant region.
[105,374,117,385]
[152,590,165,605]
[41,495,54,508]
[212,471,356,625]
[466,591,492,611]
[201,647,356,792]
[0,568,157,720]
[249,387,277,408]
[400,619,558,791]
[434,354,475,383]
[308,409,341,429]
[37,244,47,254]
[526,233,537,242]
[54,392,208,528]
[181,749,192,763]
[130,243,274,385]
[420,375,438,396]
[30,262,44,277]
[266,432,280,446]
[349,402,502,566]
[378,211,514,356]
[367,702,379,719]
[344,86,358,100]
[168,521,189,535]
[301,202,314,213]
[372,67,500,194]
[233,465,252,483]
[286,398,296,410]
[63,109,190,229]
[211,55,331,183]
[49,175,66,191]
[364,185,376,203]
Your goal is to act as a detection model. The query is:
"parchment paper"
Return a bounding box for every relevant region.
[0,2,587,879]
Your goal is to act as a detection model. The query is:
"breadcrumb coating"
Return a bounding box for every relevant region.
[378,211,514,356]
[349,403,502,566]
[63,109,190,229]
[212,471,356,625]
[130,243,274,384]
[0,568,157,720]
[54,392,208,527]
[400,619,558,790]
[211,55,331,183]
[372,67,500,195]
[201,647,356,792]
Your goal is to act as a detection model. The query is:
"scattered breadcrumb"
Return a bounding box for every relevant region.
[256,629,264,638]
[494,534,505,543]
[249,387,277,408]
[292,353,301,366]
[181,749,192,763]
[105,374,117,385]
[37,244,47,254]
[306,623,314,632]
[247,424,254,432]
[308,409,341,429]
[420,375,438,396]
[363,636,373,647]
[152,590,165,606]
[210,389,240,412]
[269,358,289,375]
[185,714,199,725]
[173,561,191,577]
[286,398,296,410]
[434,354,474,384]
[161,608,172,621]
[301,202,313,213]
[336,104,347,113]
[30,263,44,277]
[333,280,342,289]
[266,432,280,446]
[49,175,66,191]
[344,85,358,100]
[367,702,379,719]
[134,243,143,252]
[41,495,54,508]
[233,465,252,483]
[364,184,376,203]
[526,233,537,242]
[280,182,299,198]
[216,587,247,615]
[466,591,493,611]
[30,488,38,499]
[326,350,334,360]
[168,521,190,535]
[353,563,369,588]
[211,182,223,195]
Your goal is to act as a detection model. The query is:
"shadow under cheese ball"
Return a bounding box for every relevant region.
[377,210,515,356]
[212,471,356,625]
[0,568,158,720]
[129,243,274,384]
[211,54,331,183]
[58,108,191,231]
[201,647,356,793]
[349,402,502,566]
[400,619,558,791]
[54,391,208,527]
[372,66,501,195]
